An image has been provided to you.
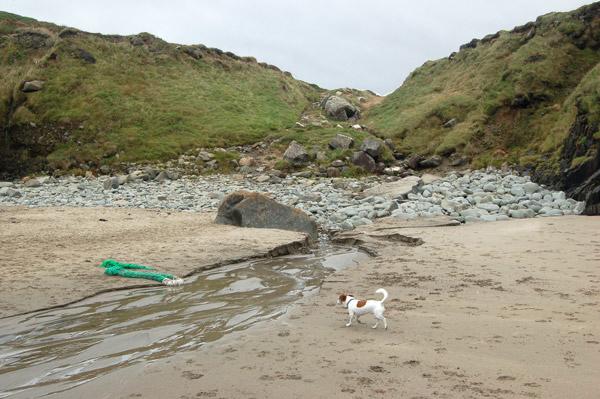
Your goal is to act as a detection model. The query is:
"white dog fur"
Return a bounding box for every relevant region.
[337,288,388,329]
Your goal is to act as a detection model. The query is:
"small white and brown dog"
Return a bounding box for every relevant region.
[337,288,388,329]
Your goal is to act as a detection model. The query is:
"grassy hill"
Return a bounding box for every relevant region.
[366,2,600,175]
[0,12,321,175]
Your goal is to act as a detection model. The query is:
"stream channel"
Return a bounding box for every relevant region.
[0,243,369,398]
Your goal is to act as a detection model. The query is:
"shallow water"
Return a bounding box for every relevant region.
[0,245,368,398]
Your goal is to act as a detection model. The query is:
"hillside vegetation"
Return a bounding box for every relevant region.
[366,2,600,173]
[0,11,321,174]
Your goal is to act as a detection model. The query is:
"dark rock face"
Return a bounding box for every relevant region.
[215,191,318,240]
[559,111,600,214]
[351,151,376,172]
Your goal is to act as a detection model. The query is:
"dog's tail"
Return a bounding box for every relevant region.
[376,288,388,303]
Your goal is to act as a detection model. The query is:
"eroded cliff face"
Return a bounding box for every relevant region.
[560,109,600,214]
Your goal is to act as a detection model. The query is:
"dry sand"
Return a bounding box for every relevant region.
[0,206,307,317]
[58,215,600,399]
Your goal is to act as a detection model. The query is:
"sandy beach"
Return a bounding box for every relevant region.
[0,206,307,317]
[15,213,599,398]
[1,207,599,398]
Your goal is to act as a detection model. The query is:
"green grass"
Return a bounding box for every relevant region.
[0,14,321,169]
[365,2,600,170]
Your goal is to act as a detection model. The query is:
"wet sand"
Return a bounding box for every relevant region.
[57,215,600,399]
[0,206,307,317]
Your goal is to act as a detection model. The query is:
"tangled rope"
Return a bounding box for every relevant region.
[99,259,184,286]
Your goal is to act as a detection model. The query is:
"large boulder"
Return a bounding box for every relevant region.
[351,151,376,172]
[283,141,309,165]
[215,191,318,240]
[322,96,360,121]
[360,138,384,159]
[329,133,355,150]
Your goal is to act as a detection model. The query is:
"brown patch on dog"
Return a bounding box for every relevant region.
[338,294,347,303]
[356,300,367,308]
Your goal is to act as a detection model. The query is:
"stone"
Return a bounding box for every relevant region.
[331,159,345,167]
[363,176,422,199]
[510,186,525,197]
[103,177,120,190]
[0,182,13,188]
[154,171,168,182]
[407,155,424,169]
[421,174,441,184]
[327,167,341,177]
[483,183,496,192]
[477,203,500,212]
[215,191,318,240]
[197,151,214,161]
[523,182,540,194]
[74,48,96,63]
[24,178,42,188]
[283,141,309,165]
[352,124,362,130]
[322,96,359,120]
[418,155,442,168]
[255,174,270,183]
[238,157,256,167]
[0,187,21,197]
[442,118,457,128]
[21,80,45,93]
[329,134,355,150]
[509,209,535,219]
[360,138,384,159]
[351,151,377,172]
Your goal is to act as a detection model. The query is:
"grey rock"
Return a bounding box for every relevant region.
[523,182,540,194]
[22,80,45,92]
[215,191,318,240]
[351,151,377,172]
[0,187,21,197]
[283,141,309,165]
[322,96,359,120]
[442,118,457,128]
[510,186,525,197]
[418,155,442,168]
[360,138,384,159]
[509,209,535,219]
[24,178,42,188]
[329,134,355,150]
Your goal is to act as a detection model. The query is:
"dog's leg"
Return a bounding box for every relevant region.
[346,312,354,327]
[356,315,364,324]
[383,317,388,330]
[372,318,379,329]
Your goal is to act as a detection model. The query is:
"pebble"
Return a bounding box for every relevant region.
[0,168,586,231]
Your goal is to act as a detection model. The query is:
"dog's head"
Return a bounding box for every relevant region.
[337,293,354,305]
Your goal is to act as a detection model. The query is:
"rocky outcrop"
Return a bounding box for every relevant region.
[215,191,318,240]
[558,110,600,215]
[321,96,360,121]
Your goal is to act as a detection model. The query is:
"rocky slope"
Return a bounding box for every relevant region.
[366,2,600,214]
[0,11,321,176]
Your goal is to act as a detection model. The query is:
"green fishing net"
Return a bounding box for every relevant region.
[99,259,182,285]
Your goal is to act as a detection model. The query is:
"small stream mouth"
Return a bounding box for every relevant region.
[0,244,369,399]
